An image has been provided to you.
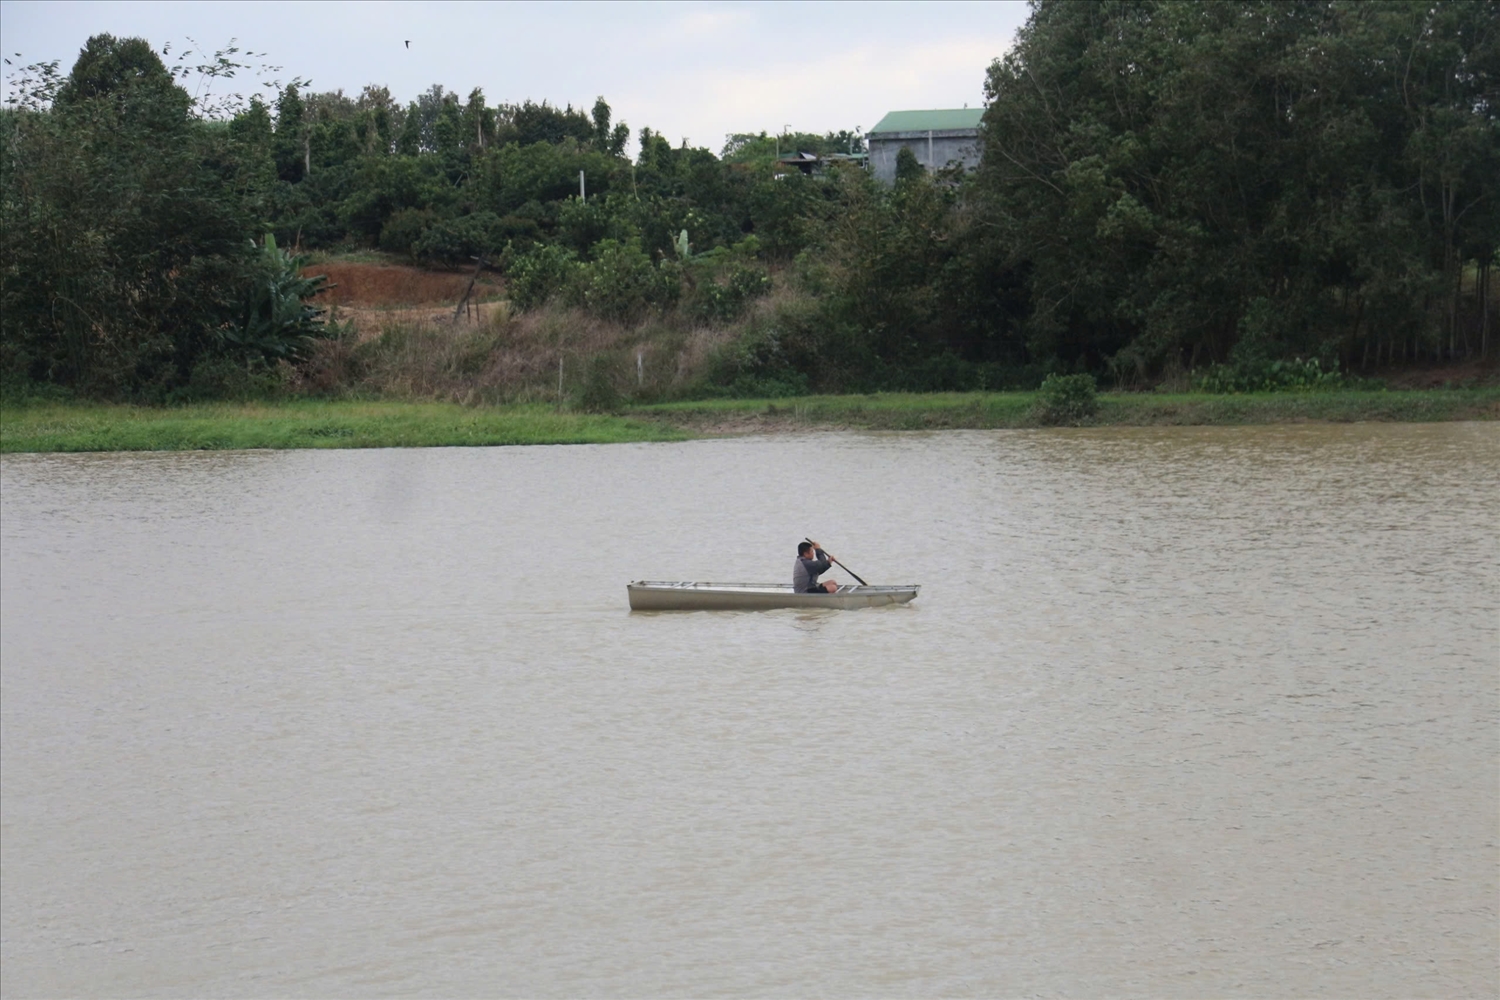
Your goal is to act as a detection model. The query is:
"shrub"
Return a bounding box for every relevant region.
[725,372,810,399]
[1193,357,1347,393]
[690,262,772,324]
[494,214,543,250]
[1034,372,1098,425]
[904,352,982,392]
[410,212,507,267]
[507,244,579,311]
[571,239,678,323]
[707,305,821,397]
[578,355,625,412]
[168,354,287,403]
[378,208,437,257]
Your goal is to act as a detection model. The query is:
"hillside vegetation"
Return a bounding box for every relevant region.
[1,2,1495,407]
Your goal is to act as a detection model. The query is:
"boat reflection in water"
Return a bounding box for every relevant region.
[627,580,920,611]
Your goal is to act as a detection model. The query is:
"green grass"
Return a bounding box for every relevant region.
[3,388,1494,454]
[635,388,1500,431]
[0,399,687,453]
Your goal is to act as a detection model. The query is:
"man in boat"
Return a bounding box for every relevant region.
[794,541,839,593]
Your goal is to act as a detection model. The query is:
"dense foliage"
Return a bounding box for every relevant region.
[2,2,1495,401]
[976,0,1498,382]
[0,36,257,397]
[1034,373,1100,424]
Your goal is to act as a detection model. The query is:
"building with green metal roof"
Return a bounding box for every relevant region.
[867,108,985,184]
[869,109,985,133]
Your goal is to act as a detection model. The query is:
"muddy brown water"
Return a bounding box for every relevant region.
[2,424,1496,997]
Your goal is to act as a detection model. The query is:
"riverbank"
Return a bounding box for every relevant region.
[637,388,1500,434]
[0,400,686,453]
[2,389,1495,452]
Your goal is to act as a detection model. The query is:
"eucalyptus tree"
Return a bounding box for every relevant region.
[590,96,631,156]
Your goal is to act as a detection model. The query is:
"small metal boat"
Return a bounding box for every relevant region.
[627,581,920,611]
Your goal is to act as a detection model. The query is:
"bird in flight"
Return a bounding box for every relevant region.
[404,40,411,48]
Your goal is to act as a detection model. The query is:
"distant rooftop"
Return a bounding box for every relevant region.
[868,108,985,134]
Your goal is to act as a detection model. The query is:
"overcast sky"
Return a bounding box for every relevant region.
[0,0,1028,154]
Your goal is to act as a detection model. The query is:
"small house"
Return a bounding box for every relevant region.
[774,151,870,177]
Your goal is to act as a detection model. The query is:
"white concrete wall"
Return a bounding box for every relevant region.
[868,130,981,184]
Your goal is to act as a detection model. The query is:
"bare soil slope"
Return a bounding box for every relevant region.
[304,261,507,339]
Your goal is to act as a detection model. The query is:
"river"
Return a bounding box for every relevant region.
[2,424,1496,997]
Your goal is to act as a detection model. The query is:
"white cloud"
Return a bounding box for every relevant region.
[667,6,755,40]
[618,36,1013,153]
[0,0,1027,155]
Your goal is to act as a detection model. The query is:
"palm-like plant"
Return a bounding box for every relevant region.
[224,233,330,360]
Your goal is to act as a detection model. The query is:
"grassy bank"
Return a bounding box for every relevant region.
[636,388,1500,433]
[3,389,1495,454]
[0,399,686,453]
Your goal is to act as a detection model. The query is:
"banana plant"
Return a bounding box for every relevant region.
[223,233,331,360]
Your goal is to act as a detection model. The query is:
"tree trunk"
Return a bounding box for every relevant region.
[1348,294,1364,369]
[1450,253,1461,359]
[1482,261,1490,360]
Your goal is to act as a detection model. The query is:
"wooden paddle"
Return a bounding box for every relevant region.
[804,538,869,587]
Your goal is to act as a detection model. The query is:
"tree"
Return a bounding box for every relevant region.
[500,99,593,146]
[582,98,630,158]
[1,35,254,395]
[591,96,612,151]
[273,82,306,181]
[431,92,463,157]
[225,96,277,219]
[463,87,494,149]
[355,84,398,154]
[894,146,925,183]
[636,127,674,173]
[396,99,422,155]
[973,0,1499,378]
[54,33,188,122]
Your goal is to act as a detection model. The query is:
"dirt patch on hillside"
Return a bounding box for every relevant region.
[304,261,503,307]
[303,260,508,340]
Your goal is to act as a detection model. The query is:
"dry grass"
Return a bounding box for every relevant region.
[293,263,814,404]
[302,302,741,404]
[331,301,510,341]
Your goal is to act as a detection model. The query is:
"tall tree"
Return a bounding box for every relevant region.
[974,0,1498,376]
[1,35,252,394]
[273,82,306,182]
